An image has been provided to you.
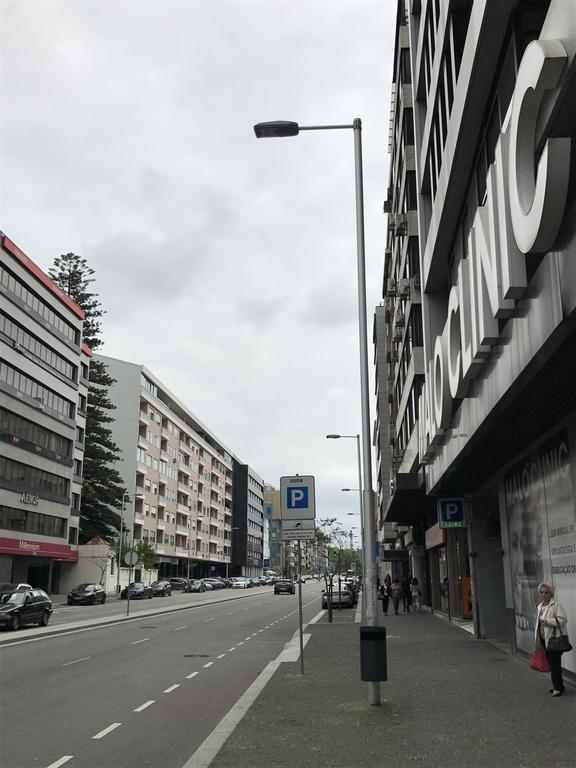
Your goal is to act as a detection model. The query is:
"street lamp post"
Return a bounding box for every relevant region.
[256,120,380,705]
[327,434,364,544]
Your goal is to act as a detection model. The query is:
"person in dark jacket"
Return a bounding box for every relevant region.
[378,574,392,615]
[402,573,413,612]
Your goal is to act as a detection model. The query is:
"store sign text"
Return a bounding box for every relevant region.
[420,39,571,460]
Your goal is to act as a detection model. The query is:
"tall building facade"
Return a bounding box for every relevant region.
[377,0,576,680]
[95,355,237,578]
[231,463,264,578]
[0,233,88,590]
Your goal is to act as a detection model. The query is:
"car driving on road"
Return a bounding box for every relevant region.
[274,579,295,595]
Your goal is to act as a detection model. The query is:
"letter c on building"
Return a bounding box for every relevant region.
[509,39,570,254]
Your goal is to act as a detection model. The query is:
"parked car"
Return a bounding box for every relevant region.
[120,582,153,600]
[274,579,295,595]
[188,579,207,593]
[199,579,214,590]
[150,580,172,597]
[203,578,225,590]
[67,583,106,605]
[0,582,33,593]
[321,584,355,609]
[0,588,53,630]
[230,578,251,589]
[167,577,192,592]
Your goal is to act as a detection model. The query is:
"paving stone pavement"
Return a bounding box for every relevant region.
[209,609,575,768]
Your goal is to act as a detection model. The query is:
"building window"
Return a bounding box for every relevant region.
[0,504,67,538]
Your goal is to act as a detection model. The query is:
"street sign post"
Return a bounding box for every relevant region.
[280,475,316,520]
[437,499,465,528]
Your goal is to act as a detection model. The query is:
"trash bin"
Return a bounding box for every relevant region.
[360,625,387,681]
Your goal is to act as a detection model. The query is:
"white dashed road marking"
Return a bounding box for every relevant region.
[92,723,122,740]
[203,661,214,668]
[228,647,236,652]
[130,638,149,645]
[217,653,226,659]
[164,684,180,694]
[237,641,244,646]
[174,626,187,631]
[62,656,91,666]
[134,700,155,712]
[204,618,215,623]
[46,756,74,768]
[186,671,199,679]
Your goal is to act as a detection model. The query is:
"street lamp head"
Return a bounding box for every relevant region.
[326,434,341,439]
[254,121,299,138]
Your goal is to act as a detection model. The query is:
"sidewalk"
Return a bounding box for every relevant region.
[202,609,575,768]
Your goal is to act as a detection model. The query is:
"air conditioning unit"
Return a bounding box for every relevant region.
[394,312,405,328]
[393,327,403,342]
[413,274,421,290]
[385,279,397,297]
[383,199,392,214]
[398,278,410,298]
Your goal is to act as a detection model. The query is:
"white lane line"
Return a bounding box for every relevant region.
[186,671,199,679]
[62,656,91,666]
[257,629,264,633]
[227,612,235,615]
[164,684,180,694]
[130,638,149,645]
[228,647,236,652]
[174,626,187,631]
[245,636,252,641]
[217,653,226,659]
[203,661,214,668]
[92,723,122,739]
[204,618,215,623]
[46,756,74,768]
[237,641,244,646]
[134,700,155,712]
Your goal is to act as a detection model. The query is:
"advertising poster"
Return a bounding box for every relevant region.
[505,429,576,672]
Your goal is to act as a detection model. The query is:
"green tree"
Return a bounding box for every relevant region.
[49,253,125,542]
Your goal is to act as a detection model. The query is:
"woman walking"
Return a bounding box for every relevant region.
[411,577,422,613]
[379,574,392,615]
[535,582,569,697]
[390,578,403,615]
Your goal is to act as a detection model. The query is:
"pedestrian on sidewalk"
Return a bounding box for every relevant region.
[535,582,569,697]
[390,578,402,615]
[411,577,422,613]
[379,574,391,615]
[402,573,412,612]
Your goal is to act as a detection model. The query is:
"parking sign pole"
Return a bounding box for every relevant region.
[297,540,304,675]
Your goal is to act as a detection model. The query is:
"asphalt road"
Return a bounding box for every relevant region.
[0,582,322,768]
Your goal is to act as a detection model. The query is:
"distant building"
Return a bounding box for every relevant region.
[263,484,282,572]
[0,233,89,591]
[231,463,264,578]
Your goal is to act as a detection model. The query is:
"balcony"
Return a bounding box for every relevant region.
[176,547,189,558]
[176,524,189,535]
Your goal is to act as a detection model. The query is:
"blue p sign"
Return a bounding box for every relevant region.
[287,487,308,509]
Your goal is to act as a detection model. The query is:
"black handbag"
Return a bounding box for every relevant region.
[548,619,573,654]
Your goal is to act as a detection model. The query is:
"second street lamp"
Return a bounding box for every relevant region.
[256,119,381,705]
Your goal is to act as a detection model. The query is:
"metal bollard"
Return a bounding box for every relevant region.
[360,625,387,681]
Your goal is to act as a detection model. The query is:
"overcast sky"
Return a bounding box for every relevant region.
[1,0,395,538]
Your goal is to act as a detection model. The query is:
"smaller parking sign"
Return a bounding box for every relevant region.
[280,475,316,520]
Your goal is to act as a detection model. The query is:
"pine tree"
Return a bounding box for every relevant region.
[49,253,126,542]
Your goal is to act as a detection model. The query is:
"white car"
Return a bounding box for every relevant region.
[230,578,250,589]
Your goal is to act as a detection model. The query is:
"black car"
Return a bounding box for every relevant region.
[150,580,172,597]
[188,579,207,593]
[0,589,53,631]
[274,579,296,595]
[202,578,225,590]
[120,582,153,599]
[167,577,191,592]
[67,583,106,605]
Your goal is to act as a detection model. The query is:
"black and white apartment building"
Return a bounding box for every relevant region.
[0,233,89,591]
[377,0,576,679]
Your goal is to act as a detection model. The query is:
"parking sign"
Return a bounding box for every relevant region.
[280,475,316,520]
